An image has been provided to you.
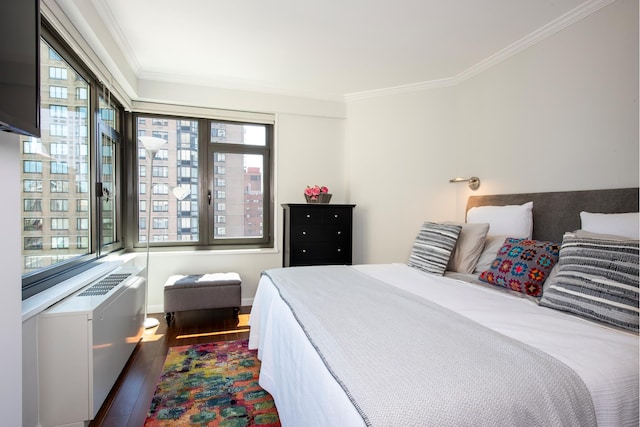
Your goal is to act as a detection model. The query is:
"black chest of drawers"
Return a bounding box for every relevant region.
[282,203,356,267]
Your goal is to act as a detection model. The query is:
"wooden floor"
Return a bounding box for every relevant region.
[89,307,252,427]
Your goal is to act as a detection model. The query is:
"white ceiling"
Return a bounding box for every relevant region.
[89,0,598,100]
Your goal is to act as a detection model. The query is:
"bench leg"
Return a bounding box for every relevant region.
[165,312,174,325]
[233,307,239,318]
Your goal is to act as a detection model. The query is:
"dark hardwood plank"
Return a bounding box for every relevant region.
[89,307,252,427]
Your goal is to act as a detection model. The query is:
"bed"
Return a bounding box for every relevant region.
[249,188,639,427]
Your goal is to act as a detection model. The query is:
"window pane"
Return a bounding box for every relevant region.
[20,39,91,275]
[210,122,266,146]
[211,152,264,239]
[137,117,199,243]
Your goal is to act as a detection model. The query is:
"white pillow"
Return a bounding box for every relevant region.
[473,235,509,274]
[445,222,490,274]
[467,201,533,238]
[580,211,639,239]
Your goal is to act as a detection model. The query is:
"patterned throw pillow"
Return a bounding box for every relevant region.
[540,234,639,332]
[408,222,462,276]
[478,238,560,297]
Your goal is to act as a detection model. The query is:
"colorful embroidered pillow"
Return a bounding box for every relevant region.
[478,238,560,297]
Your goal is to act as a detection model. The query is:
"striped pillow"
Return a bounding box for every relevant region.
[540,234,639,332]
[408,222,462,276]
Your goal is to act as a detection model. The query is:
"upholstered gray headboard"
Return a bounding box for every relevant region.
[466,188,639,243]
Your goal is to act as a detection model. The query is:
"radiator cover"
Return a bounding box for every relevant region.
[37,264,145,427]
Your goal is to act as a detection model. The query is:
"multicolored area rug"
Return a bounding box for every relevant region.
[145,339,280,426]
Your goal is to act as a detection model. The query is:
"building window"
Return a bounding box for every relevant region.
[76,181,89,193]
[23,139,42,154]
[50,199,69,212]
[24,237,43,250]
[76,87,88,100]
[50,105,68,118]
[153,200,169,212]
[134,114,273,249]
[50,161,68,174]
[23,180,42,193]
[49,86,67,99]
[24,218,43,231]
[152,166,168,177]
[50,143,68,156]
[50,124,68,136]
[49,66,67,80]
[77,236,89,249]
[24,199,42,212]
[50,180,69,193]
[153,218,169,229]
[23,160,42,173]
[51,236,70,249]
[51,218,69,230]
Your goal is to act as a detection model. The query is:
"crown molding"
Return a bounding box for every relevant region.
[344,0,616,102]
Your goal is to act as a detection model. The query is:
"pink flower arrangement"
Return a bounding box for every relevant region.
[304,185,329,200]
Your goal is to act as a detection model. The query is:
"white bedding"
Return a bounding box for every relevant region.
[249,263,639,427]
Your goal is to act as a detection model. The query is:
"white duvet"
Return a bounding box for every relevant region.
[249,263,639,427]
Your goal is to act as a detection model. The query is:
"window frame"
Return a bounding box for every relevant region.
[128,113,274,250]
[21,19,125,300]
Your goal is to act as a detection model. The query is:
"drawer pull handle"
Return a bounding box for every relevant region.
[302,249,306,253]
[334,214,339,218]
[306,214,311,218]
[337,248,342,252]
[302,231,306,235]
[337,231,342,235]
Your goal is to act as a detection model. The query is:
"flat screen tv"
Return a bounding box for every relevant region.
[0,0,40,138]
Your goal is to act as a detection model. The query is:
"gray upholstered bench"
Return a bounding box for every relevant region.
[163,272,241,324]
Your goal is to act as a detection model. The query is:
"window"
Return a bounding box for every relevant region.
[50,199,69,212]
[23,160,42,173]
[152,166,168,177]
[24,218,43,231]
[153,218,169,229]
[20,24,124,299]
[49,86,67,99]
[135,114,273,248]
[50,161,68,174]
[24,237,43,250]
[49,66,67,80]
[153,200,169,212]
[76,87,87,100]
[50,143,68,156]
[24,199,42,212]
[50,124,68,136]
[50,180,69,193]
[51,218,69,230]
[51,237,70,249]
[23,180,42,193]
[23,139,42,154]
[50,105,68,118]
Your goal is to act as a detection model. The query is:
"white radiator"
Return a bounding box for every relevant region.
[37,264,145,427]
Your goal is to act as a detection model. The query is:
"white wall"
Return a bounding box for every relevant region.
[0,132,23,426]
[346,88,459,264]
[454,0,638,196]
[346,0,639,264]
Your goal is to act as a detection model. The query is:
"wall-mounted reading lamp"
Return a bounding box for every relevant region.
[449,176,481,190]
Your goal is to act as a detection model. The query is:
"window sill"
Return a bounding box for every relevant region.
[21,253,137,322]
